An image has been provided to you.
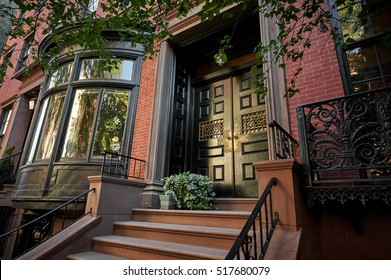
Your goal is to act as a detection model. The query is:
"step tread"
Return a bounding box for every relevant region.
[114,221,241,236]
[68,251,128,260]
[93,235,228,259]
[132,208,252,216]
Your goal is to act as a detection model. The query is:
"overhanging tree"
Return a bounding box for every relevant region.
[0,0,386,95]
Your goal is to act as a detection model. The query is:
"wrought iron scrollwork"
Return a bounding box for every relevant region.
[297,88,391,205]
[303,91,391,170]
[240,234,255,260]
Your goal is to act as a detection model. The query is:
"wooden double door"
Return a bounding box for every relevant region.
[194,71,269,197]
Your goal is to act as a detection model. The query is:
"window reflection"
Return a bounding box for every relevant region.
[36,92,66,160]
[79,59,134,80]
[27,99,48,162]
[29,56,136,162]
[93,88,130,157]
[339,0,391,41]
[47,62,73,89]
[62,89,99,158]
[337,0,391,93]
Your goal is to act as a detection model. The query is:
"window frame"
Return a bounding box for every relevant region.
[15,35,33,73]
[25,53,141,165]
[0,107,13,136]
[329,0,391,94]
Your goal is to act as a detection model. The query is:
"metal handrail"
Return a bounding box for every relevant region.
[101,151,146,180]
[0,188,95,259]
[268,120,298,160]
[0,151,23,190]
[225,177,278,260]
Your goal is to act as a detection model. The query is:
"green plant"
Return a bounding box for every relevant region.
[162,172,215,210]
[0,145,16,183]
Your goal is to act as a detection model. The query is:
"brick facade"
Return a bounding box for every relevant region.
[286,29,345,141]
[131,57,157,160]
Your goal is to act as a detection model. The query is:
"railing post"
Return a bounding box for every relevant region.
[254,159,303,231]
[296,106,312,189]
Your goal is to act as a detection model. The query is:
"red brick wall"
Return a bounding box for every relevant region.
[286,26,345,142]
[131,57,157,161]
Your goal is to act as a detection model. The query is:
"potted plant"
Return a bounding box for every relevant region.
[159,193,175,210]
[161,171,215,210]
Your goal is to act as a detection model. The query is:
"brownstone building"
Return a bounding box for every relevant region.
[0,0,390,260]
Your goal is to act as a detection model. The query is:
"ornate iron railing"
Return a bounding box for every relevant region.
[297,87,391,205]
[101,151,146,180]
[0,151,23,190]
[269,120,298,159]
[225,177,278,260]
[0,188,95,259]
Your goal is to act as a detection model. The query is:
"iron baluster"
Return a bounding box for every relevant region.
[101,151,146,180]
[0,188,96,259]
[225,177,278,260]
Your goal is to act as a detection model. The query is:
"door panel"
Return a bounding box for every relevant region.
[195,78,234,196]
[194,71,268,197]
[233,71,268,197]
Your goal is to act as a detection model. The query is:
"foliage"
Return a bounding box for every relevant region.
[0,145,16,175]
[0,0,387,96]
[162,171,215,210]
[1,145,15,158]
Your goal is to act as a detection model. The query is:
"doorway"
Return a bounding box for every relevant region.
[194,70,268,197]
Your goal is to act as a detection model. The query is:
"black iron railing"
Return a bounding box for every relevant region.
[269,120,298,159]
[297,87,391,205]
[101,151,146,180]
[0,188,95,259]
[0,151,23,190]
[225,177,278,260]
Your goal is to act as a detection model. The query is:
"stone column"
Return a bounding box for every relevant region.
[141,42,176,208]
[258,9,290,160]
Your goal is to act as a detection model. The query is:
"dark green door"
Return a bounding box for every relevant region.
[194,71,268,197]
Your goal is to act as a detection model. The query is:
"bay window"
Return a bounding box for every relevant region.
[26,55,139,164]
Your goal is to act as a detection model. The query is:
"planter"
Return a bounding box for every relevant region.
[159,194,174,210]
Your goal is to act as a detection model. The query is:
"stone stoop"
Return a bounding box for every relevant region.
[68,208,254,260]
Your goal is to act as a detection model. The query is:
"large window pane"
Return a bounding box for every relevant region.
[0,108,12,136]
[346,45,381,90]
[36,92,66,160]
[62,88,99,158]
[367,0,391,34]
[27,98,49,162]
[339,0,366,41]
[79,59,134,80]
[92,88,130,157]
[339,0,391,41]
[47,62,73,89]
[378,44,391,77]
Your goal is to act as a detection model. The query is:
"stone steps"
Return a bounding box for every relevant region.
[131,208,251,229]
[90,235,228,260]
[114,221,241,250]
[68,204,256,260]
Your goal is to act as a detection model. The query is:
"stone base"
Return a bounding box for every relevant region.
[139,181,164,209]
